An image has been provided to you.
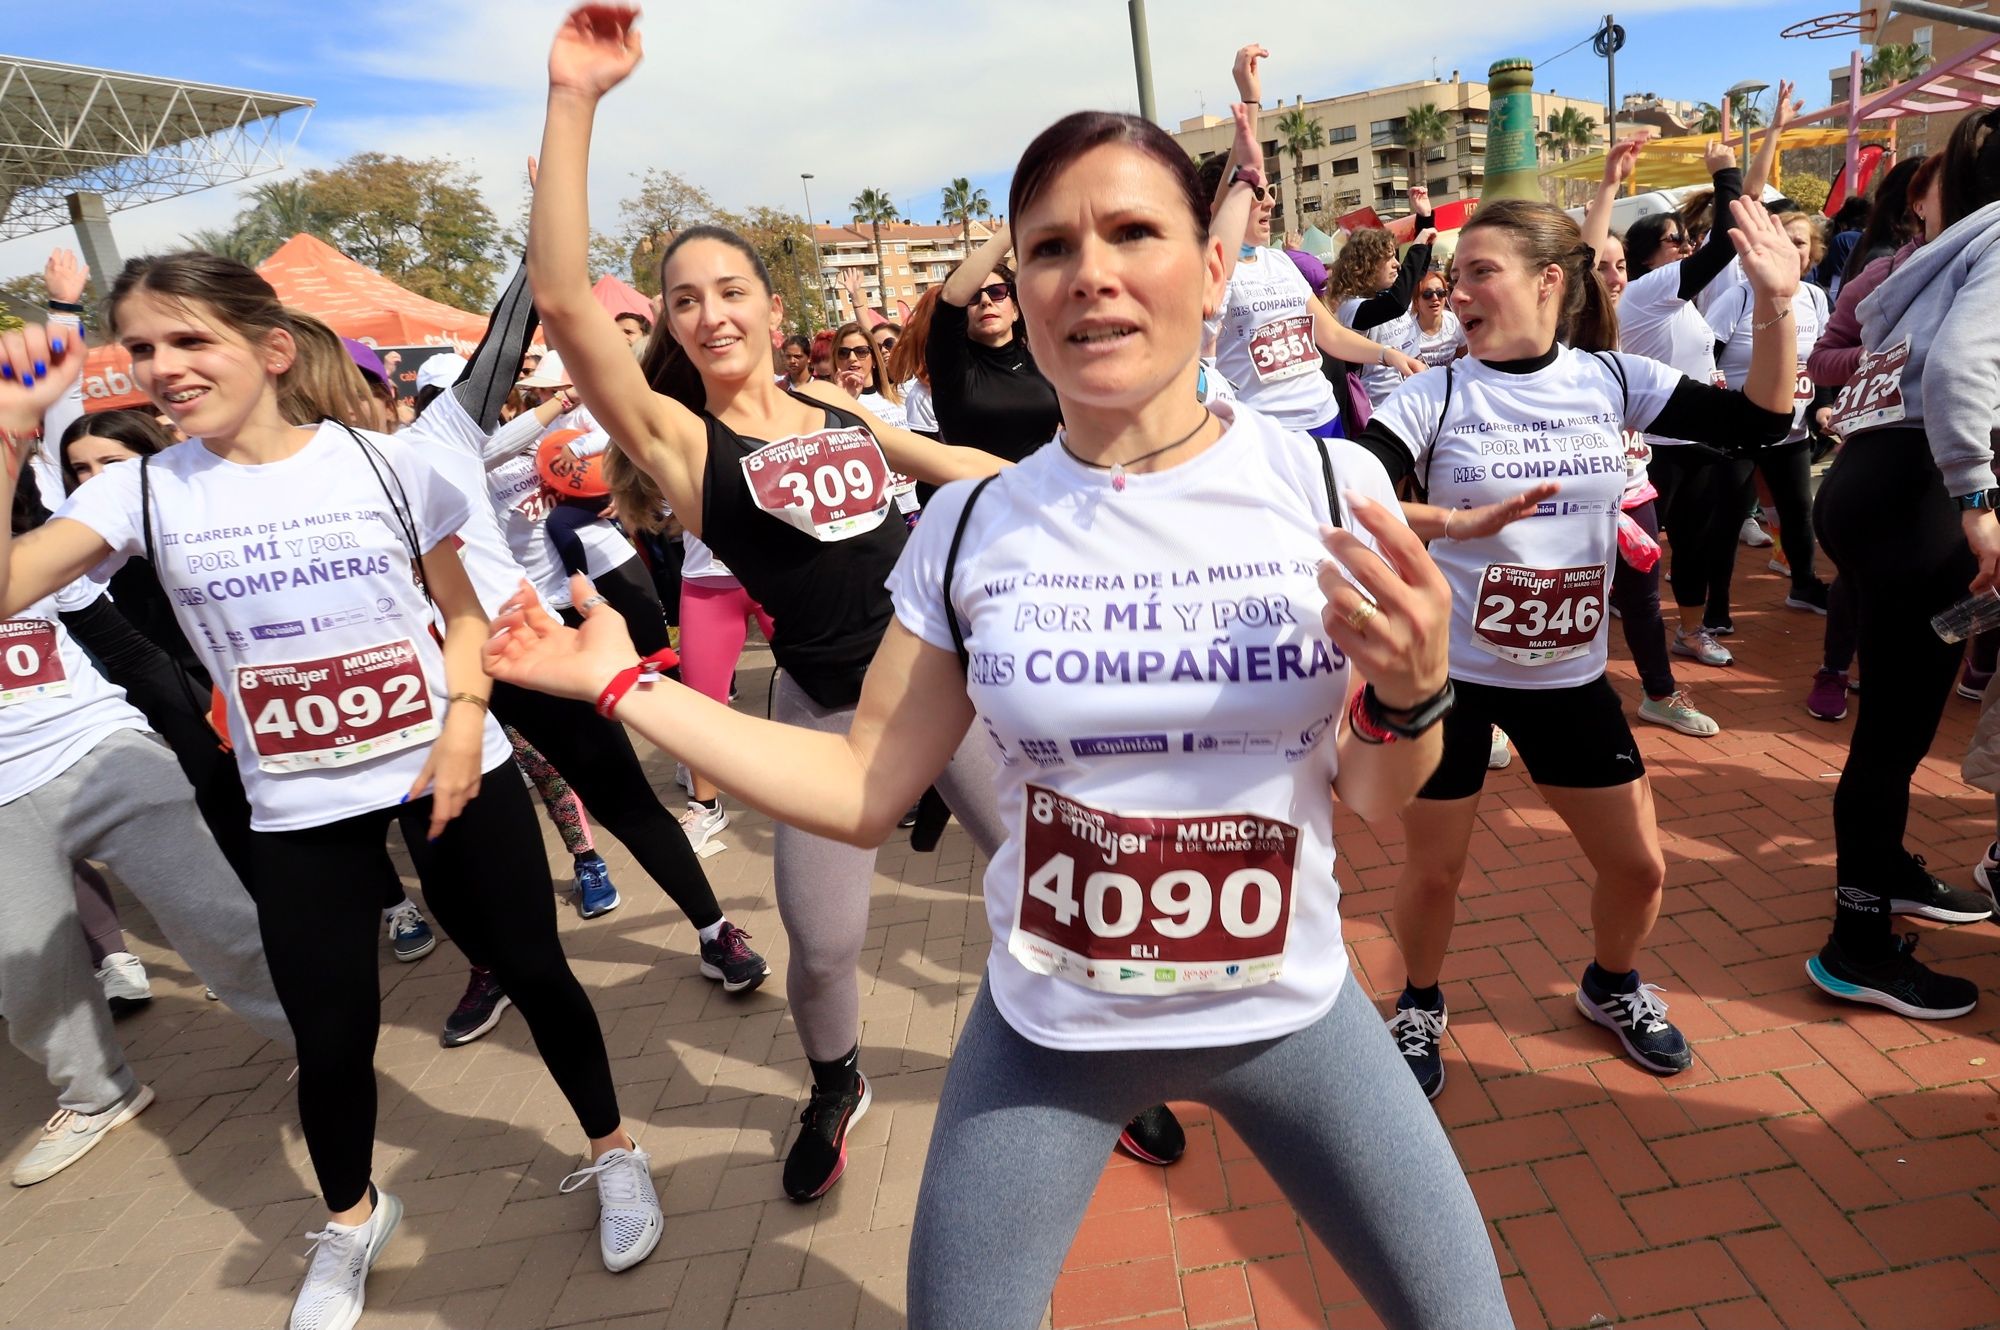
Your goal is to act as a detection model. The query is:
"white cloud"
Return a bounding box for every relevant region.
[0,0,1761,279]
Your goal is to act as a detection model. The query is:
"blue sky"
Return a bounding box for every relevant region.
[4,1,1868,278]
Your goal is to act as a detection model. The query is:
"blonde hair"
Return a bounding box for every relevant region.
[278,310,375,428]
[603,441,668,534]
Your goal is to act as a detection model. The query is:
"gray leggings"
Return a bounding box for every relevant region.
[0,730,291,1114]
[771,672,1004,1060]
[908,979,1511,1330]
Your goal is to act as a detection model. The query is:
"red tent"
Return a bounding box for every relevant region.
[591,274,654,323]
[81,233,491,410]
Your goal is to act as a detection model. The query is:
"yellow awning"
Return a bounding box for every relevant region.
[1540,126,1892,188]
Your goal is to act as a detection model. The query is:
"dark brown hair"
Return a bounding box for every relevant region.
[1939,107,2000,231]
[638,225,777,414]
[108,251,287,347]
[1328,229,1399,301]
[1008,110,1208,245]
[833,320,900,405]
[57,409,174,494]
[1460,200,1619,352]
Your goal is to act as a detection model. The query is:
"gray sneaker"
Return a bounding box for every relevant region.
[12,1083,155,1186]
[1671,628,1734,667]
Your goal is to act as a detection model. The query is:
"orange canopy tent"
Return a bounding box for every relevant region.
[590,273,653,323]
[80,233,491,410]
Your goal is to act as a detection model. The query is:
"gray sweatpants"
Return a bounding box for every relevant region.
[908,979,1513,1330]
[0,730,290,1115]
[771,672,1004,1061]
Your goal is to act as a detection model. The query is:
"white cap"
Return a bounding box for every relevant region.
[415,353,467,394]
[518,348,570,389]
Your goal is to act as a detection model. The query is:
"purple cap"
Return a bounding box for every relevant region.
[1284,249,1328,296]
[341,337,387,384]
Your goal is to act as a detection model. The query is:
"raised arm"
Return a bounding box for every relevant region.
[939,223,1013,307]
[528,6,705,519]
[1582,135,1647,257]
[1209,45,1269,216]
[1678,140,1745,301]
[1742,80,1800,203]
[1210,104,1264,285]
[0,329,114,615]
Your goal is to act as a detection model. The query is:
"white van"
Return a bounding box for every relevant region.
[1564,183,1790,235]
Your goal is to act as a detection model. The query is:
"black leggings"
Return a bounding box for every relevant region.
[1709,443,1821,622]
[560,556,671,658]
[1813,429,1974,945]
[247,762,620,1210]
[1649,446,1736,616]
[491,680,723,930]
[1608,499,1678,699]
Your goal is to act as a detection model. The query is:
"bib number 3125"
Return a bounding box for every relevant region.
[234,639,438,773]
[1011,785,1298,995]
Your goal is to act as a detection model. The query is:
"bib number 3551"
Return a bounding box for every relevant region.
[1011,785,1298,995]
[1472,563,1605,666]
[1247,315,1319,384]
[234,639,438,773]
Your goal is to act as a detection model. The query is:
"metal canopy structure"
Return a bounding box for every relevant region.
[0,56,312,241]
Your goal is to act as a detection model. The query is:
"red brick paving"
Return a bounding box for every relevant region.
[0,549,1996,1328]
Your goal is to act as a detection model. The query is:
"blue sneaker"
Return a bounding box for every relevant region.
[386,902,436,963]
[574,855,621,919]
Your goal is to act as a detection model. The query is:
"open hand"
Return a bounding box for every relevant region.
[1730,196,1802,301]
[1443,481,1560,539]
[403,709,488,841]
[484,575,639,703]
[1317,494,1450,710]
[1387,348,1424,378]
[1232,44,1268,104]
[1770,79,1801,132]
[549,5,643,99]
[0,323,84,469]
[43,249,87,305]
[1601,134,1648,188]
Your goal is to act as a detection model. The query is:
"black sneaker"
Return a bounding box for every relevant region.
[1386,994,1448,1099]
[1704,617,1736,637]
[783,1073,871,1201]
[1575,968,1691,1074]
[1117,1104,1186,1165]
[1807,933,1978,1019]
[1785,581,1831,614]
[698,922,769,993]
[440,967,512,1048]
[1890,856,1995,924]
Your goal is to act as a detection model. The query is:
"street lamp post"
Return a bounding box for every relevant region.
[1725,78,1769,163]
[801,172,830,329]
[1128,0,1157,124]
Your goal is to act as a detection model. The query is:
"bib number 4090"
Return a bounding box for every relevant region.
[1026,855,1285,942]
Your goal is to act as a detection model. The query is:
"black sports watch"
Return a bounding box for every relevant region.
[1362,682,1455,739]
[1955,490,2000,512]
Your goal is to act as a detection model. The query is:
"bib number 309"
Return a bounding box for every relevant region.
[741,426,891,542]
[1012,785,1298,995]
[1473,563,1605,666]
[234,639,437,773]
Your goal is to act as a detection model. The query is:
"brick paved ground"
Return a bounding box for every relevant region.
[1,547,1997,1330]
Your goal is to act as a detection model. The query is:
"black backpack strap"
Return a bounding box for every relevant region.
[140,454,155,566]
[1590,350,1630,417]
[1418,363,1455,500]
[942,475,998,672]
[1315,438,1345,531]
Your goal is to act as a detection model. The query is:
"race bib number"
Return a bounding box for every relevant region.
[1794,367,1815,405]
[1247,315,1319,384]
[0,619,69,706]
[1472,564,1605,665]
[741,427,890,542]
[1011,785,1299,995]
[1828,337,1910,437]
[234,639,437,773]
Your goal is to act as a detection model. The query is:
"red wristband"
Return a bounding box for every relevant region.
[595,646,681,718]
[1346,687,1396,744]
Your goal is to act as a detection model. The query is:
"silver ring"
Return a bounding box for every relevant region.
[579,595,608,611]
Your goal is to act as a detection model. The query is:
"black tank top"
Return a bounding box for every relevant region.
[699,395,906,708]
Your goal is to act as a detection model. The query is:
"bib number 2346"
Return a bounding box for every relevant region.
[1473,563,1604,666]
[1012,785,1298,995]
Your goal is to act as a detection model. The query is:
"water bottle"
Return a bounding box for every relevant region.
[1616,511,1661,573]
[1931,587,2000,643]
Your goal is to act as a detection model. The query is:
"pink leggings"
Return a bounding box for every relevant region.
[679,579,775,703]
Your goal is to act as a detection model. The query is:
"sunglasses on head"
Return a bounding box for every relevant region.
[836,345,874,360]
[970,282,1013,306]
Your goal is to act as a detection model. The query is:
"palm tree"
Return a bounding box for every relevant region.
[182,226,265,265]
[1692,101,1722,134]
[849,187,900,316]
[942,177,989,252]
[1404,103,1451,202]
[1863,41,1931,94]
[1274,105,1324,237]
[232,178,325,260]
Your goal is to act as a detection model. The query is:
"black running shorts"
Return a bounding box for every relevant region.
[1418,674,1644,801]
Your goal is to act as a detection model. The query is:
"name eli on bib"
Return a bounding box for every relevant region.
[1012,785,1299,996]
[235,638,437,773]
[741,426,891,541]
[0,619,69,705]
[1828,337,1911,437]
[1472,563,1605,665]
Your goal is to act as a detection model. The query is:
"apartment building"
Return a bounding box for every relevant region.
[1171,71,1613,222]
[811,219,995,317]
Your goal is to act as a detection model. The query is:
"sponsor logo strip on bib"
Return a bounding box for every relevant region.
[1012,784,1299,995]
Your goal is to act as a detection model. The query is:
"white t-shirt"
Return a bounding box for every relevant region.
[858,391,908,430]
[1370,347,1683,689]
[1618,262,1722,448]
[680,531,736,585]
[0,578,150,806]
[399,393,551,617]
[54,424,510,831]
[1212,250,1337,431]
[1414,311,1467,369]
[1336,297,1422,405]
[886,399,1402,1052]
[900,379,937,433]
[1707,280,1830,443]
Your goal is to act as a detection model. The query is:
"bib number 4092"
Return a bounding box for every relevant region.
[234,639,439,772]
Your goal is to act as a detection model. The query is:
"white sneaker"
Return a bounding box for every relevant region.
[1487,726,1512,770]
[1975,842,2000,909]
[678,800,729,853]
[1672,628,1734,667]
[96,952,152,1010]
[12,1084,154,1186]
[1739,517,1773,547]
[561,1145,662,1273]
[675,763,693,795]
[288,1190,402,1330]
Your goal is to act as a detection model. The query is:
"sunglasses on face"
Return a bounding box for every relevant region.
[1419,289,1448,300]
[970,283,1014,306]
[876,336,898,352]
[836,345,873,361]
[1661,230,1691,248]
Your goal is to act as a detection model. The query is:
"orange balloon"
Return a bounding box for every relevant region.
[535,428,609,498]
